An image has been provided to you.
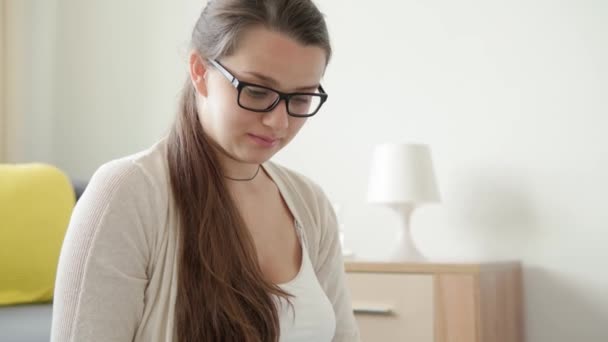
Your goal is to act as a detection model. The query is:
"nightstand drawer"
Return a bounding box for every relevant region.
[347,273,434,342]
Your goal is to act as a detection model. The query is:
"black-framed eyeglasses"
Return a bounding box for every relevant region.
[208,59,328,118]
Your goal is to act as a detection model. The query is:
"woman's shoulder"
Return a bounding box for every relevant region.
[86,137,170,211]
[64,138,172,267]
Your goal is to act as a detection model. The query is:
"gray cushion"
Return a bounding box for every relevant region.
[0,303,52,342]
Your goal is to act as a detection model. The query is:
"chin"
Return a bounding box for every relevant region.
[247,151,278,164]
[229,149,271,165]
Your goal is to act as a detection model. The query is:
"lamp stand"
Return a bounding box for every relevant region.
[387,204,425,261]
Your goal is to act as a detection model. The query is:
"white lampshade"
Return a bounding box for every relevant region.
[368,143,440,205]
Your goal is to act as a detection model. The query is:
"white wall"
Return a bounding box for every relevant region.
[52,0,202,176]
[18,0,608,341]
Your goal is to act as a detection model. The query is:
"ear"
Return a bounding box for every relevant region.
[189,51,209,97]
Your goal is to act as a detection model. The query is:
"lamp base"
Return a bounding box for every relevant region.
[387,205,426,262]
[389,242,425,261]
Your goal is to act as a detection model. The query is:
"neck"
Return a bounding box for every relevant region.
[211,146,263,182]
[224,164,261,182]
[226,166,273,198]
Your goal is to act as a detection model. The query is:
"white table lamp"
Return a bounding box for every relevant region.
[367,143,440,261]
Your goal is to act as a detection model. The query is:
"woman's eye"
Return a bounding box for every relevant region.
[292,96,311,104]
[245,87,271,98]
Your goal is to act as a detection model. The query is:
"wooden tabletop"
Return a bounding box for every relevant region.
[345,260,521,274]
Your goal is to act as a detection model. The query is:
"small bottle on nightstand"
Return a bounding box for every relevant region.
[332,202,354,259]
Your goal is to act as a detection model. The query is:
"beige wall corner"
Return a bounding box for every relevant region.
[0,0,5,162]
[1,0,25,163]
[2,0,31,163]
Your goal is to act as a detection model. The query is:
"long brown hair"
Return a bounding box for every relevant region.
[166,1,331,341]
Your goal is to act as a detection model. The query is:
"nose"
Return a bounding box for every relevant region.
[261,99,289,130]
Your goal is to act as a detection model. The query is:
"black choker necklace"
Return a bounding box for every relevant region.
[224,165,261,182]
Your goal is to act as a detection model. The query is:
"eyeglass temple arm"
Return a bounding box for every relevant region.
[208,59,239,87]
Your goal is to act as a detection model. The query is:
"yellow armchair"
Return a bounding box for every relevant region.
[0,164,75,306]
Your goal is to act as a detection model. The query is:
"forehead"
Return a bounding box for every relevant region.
[221,26,327,89]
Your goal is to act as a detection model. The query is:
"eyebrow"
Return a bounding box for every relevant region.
[242,71,319,92]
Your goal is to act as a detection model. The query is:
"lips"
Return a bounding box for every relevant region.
[247,133,282,148]
[249,134,279,143]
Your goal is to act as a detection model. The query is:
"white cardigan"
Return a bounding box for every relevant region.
[51,138,360,341]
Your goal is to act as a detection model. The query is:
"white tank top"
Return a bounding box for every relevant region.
[275,220,336,341]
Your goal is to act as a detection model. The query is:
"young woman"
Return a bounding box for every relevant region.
[51,0,360,341]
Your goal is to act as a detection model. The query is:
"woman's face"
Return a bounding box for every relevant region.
[190,26,327,166]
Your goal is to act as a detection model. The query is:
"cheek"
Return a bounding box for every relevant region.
[202,81,239,125]
[287,118,307,137]
[202,96,257,137]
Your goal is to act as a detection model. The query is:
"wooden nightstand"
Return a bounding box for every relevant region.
[345,261,524,342]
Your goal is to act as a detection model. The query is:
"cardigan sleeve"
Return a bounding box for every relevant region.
[51,159,157,342]
[311,184,361,342]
